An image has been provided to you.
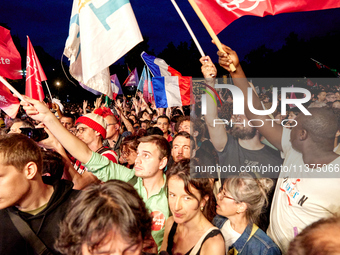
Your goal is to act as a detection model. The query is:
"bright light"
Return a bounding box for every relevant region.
[56,82,60,86]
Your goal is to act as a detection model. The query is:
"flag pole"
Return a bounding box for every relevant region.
[170,0,205,57]
[0,76,24,101]
[44,81,53,102]
[188,0,236,72]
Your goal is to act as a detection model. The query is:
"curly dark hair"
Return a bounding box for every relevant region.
[55,180,152,255]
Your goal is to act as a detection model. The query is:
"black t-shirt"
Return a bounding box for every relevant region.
[218,133,282,179]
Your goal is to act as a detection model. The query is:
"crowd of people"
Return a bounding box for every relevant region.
[1,45,340,255]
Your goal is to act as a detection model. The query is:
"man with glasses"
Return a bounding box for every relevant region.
[71,113,118,176]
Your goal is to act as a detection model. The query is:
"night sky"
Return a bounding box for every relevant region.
[2,0,340,69]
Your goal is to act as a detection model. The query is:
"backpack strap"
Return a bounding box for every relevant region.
[7,210,53,255]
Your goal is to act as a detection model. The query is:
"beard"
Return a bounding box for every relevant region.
[231,125,257,140]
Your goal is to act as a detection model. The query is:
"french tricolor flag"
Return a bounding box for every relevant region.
[141,52,192,108]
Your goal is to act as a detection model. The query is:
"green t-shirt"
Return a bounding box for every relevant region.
[85,152,169,250]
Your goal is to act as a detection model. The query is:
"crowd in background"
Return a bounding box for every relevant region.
[1,46,340,255]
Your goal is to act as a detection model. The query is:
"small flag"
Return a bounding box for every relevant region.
[137,66,147,91]
[0,26,22,80]
[192,0,340,34]
[123,67,139,87]
[111,74,123,100]
[147,69,153,102]
[64,0,142,96]
[152,76,192,108]
[141,51,182,77]
[0,81,20,118]
[26,36,46,101]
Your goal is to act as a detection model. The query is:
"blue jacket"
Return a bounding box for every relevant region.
[214,216,281,255]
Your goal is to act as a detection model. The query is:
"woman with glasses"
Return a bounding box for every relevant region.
[215,175,281,255]
[160,159,225,255]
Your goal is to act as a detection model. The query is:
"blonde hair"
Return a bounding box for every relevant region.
[224,174,273,225]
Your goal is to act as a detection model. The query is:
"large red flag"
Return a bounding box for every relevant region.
[0,26,22,79]
[26,36,47,101]
[0,81,20,118]
[193,0,340,34]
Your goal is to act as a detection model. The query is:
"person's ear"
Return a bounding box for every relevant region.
[299,129,308,141]
[24,162,38,180]
[237,202,247,214]
[200,195,209,208]
[159,157,168,170]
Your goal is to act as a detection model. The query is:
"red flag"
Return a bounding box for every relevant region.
[0,80,20,118]
[0,26,22,80]
[26,36,46,101]
[193,0,340,34]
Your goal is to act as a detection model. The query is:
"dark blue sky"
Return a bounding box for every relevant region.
[2,0,340,65]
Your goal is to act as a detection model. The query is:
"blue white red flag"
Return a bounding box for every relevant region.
[64,0,142,96]
[152,76,192,108]
[111,74,123,100]
[141,51,182,77]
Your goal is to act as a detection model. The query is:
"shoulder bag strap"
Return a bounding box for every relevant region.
[7,210,52,255]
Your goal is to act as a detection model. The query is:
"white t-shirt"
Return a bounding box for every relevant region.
[267,128,340,253]
[220,219,241,251]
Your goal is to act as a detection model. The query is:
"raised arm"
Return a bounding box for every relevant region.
[200,56,228,152]
[218,45,283,151]
[21,96,93,163]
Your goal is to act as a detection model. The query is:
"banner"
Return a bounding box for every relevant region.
[26,36,46,101]
[0,26,22,80]
[64,0,143,96]
[193,0,340,34]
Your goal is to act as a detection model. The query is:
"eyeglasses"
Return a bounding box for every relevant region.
[75,127,88,134]
[218,187,235,201]
[121,150,130,156]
